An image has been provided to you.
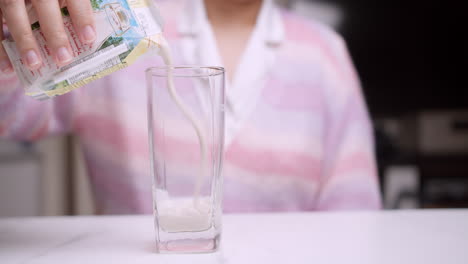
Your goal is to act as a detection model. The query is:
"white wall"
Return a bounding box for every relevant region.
[0,137,69,217]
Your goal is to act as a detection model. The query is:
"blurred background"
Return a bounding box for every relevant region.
[0,0,466,217]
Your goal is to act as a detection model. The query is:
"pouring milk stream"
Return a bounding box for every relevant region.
[2,0,211,232]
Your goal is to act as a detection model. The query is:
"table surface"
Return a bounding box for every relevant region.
[1,210,468,264]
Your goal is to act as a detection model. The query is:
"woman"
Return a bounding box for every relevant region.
[0,0,381,213]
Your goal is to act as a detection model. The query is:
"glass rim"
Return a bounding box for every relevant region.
[146,65,225,78]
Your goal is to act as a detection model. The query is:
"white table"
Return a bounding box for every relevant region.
[1,210,468,264]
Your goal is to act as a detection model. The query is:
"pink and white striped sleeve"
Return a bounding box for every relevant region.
[315,32,382,210]
[0,73,76,141]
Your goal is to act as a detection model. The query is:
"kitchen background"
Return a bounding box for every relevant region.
[0,0,466,217]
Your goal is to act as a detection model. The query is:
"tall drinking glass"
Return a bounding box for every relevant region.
[146,66,225,253]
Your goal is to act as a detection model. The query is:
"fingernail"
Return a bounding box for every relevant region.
[81,25,96,44]
[24,50,41,68]
[56,47,73,64]
[0,59,13,74]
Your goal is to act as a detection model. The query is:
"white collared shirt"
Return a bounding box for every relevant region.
[174,0,285,145]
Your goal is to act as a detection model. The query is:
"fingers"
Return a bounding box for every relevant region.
[0,10,14,74]
[67,0,96,44]
[32,0,73,66]
[1,0,95,71]
[0,0,42,70]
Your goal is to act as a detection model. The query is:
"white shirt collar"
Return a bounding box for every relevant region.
[176,0,284,46]
[175,0,285,146]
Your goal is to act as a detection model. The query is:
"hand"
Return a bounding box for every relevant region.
[0,0,95,74]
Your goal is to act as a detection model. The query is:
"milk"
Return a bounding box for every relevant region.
[155,190,211,232]
[158,42,208,204]
[152,42,211,232]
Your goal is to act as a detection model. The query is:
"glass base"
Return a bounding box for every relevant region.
[156,235,220,254]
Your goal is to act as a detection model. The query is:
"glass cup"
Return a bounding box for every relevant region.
[146,66,225,253]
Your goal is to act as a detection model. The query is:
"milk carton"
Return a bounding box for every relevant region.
[2,0,164,100]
